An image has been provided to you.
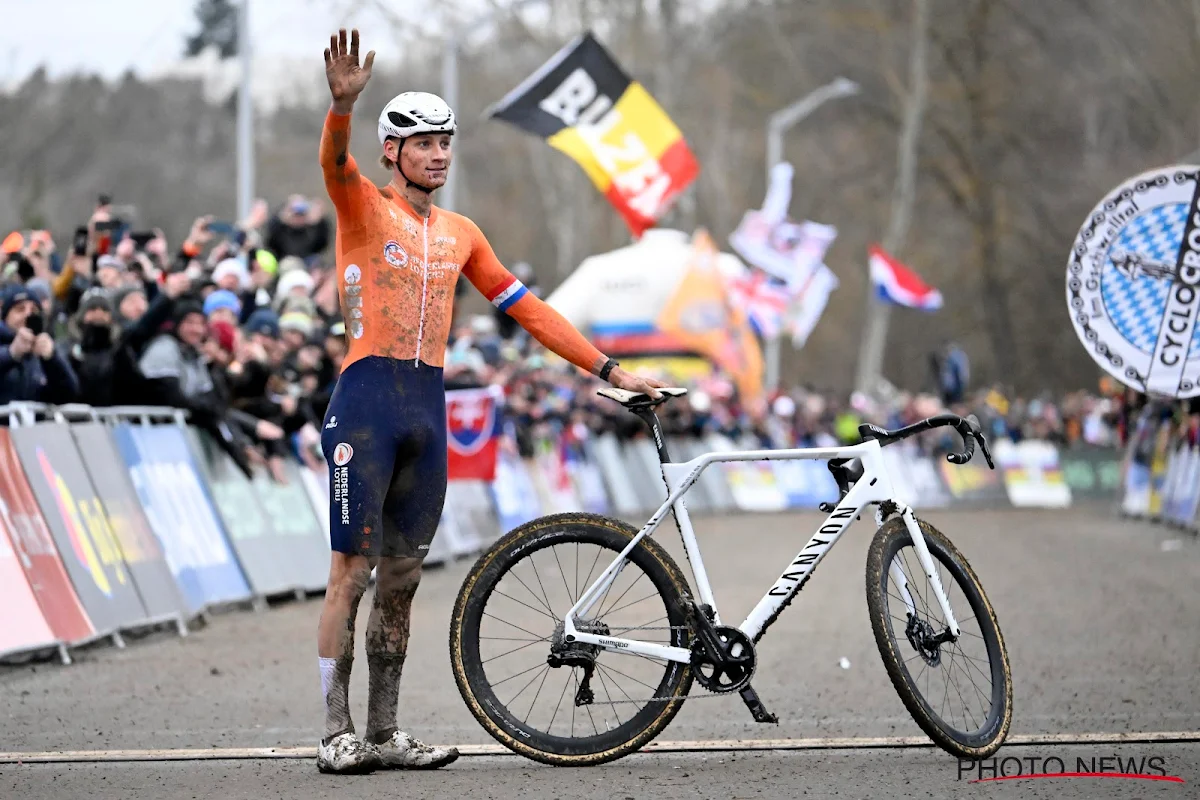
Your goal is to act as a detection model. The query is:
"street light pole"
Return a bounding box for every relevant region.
[440,41,460,212]
[441,0,549,214]
[236,0,254,223]
[762,76,860,391]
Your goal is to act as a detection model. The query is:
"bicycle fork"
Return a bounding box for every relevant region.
[892,506,961,639]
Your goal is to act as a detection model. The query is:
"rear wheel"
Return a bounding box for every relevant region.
[866,515,1012,759]
[450,512,694,766]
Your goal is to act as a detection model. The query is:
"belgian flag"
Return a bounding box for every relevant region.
[488,32,699,238]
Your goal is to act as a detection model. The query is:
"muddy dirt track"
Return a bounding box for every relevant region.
[3,507,1199,798]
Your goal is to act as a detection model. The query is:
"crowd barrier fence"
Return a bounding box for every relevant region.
[0,401,1126,666]
[1118,404,1200,532]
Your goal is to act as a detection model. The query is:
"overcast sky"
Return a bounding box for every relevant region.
[0,0,504,88]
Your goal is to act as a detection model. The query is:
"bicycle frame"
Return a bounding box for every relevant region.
[561,438,961,664]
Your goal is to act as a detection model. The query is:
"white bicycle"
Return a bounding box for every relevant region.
[451,388,1012,766]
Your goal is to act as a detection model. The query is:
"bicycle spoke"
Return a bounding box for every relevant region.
[595,661,660,692]
[490,661,547,690]
[551,545,574,606]
[524,663,553,725]
[527,552,558,620]
[504,664,550,707]
[597,571,647,619]
[594,663,623,728]
[492,588,557,621]
[482,612,546,641]
[482,635,552,665]
[546,669,572,734]
[506,568,555,618]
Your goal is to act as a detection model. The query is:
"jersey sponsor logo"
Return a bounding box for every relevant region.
[435,235,457,246]
[486,277,528,313]
[343,264,366,340]
[333,465,350,526]
[333,443,354,466]
[325,416,338,430]
[384,241,408,268]
[1068,165,1200,397]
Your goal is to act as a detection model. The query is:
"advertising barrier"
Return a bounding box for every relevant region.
[71,422,190,623]
[0,526,60,660]
[12,422,150,636]
[188,430,303,599]
[113,423,251,609]
[992,440,1072,509]
[0,429,94,646]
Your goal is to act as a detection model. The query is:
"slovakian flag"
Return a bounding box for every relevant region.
[487,31,700,238]
[868,245,943,311]
[446,386,505,481]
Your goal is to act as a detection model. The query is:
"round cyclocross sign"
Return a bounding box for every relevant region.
[1067,164,1200,398]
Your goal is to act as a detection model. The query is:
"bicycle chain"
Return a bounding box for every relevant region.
[577,624,748,705]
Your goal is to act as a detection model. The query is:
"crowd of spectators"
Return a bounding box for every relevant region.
[0,194,1142,485]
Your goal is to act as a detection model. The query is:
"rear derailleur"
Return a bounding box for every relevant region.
[547,618,609,706]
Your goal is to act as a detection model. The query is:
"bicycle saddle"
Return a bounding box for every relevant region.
[597,387,689,407]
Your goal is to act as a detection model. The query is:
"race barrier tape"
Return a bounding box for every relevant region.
[0,399,1128,667]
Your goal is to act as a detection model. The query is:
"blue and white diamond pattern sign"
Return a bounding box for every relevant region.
[1067,165,1200,398]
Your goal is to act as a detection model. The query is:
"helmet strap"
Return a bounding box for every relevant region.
[396,138,437,194]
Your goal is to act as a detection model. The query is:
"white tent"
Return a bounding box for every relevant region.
[545,229,749,339]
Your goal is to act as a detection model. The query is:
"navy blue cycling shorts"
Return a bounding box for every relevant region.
[320,356,447,559]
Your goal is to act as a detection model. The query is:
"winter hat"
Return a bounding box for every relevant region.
[278,255,306,275]
[275,268,314,300]
[172,300,206,330]
[79,288,113,315]
[244,307,281,339]
[278,311,314,337]
[203,289,243,317]
[111,284,146,313]
[1,285,34,319]
[96,254,125,272]
[212,257,250,290]
[254,249,278,275]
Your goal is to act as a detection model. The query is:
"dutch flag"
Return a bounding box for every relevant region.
[868,245,942,311]
[487,275,529,313]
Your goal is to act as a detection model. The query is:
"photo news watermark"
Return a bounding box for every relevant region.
[958,754,1185,784]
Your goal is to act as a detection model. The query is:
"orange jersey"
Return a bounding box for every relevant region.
[319,108,606,375]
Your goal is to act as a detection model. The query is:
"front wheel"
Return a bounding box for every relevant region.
[450,512,694,766]
[865,515,1012,759]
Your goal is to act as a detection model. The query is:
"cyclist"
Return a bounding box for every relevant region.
[315,29,667,774]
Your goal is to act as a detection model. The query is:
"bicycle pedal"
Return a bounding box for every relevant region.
[739,685,778,724]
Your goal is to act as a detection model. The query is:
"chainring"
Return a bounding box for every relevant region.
[690,625,756,693]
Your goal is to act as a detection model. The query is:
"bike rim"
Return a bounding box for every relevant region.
[882,540,1005,743]
[467,537,687,745]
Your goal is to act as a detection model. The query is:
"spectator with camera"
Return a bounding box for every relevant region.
[65,272,193,407]
[0,284,79,404]
[265,195,329,262]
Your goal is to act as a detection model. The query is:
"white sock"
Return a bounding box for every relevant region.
[319,657,338,700]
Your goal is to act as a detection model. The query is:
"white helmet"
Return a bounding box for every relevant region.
[377,91,457,144]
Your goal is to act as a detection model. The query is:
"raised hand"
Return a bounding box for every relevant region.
[325,28,375,113]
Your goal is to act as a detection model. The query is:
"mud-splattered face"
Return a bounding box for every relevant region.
[387,134,452,189]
